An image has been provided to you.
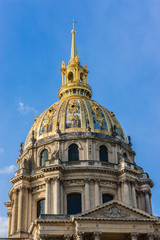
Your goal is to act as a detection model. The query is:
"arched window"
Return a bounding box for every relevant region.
[37,199,45,218]
[68,144,79,162]
[67,193,81,214]
[68,71,73,81]
[102,194,113,204]
[99,145,108,162]
[123,152,127,159]
[40,149,48,166]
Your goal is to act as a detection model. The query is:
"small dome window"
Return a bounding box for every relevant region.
[68,144,79,162]
[123,152,127,159]
[99,145,108,162]
[102,194,113,204]
[40,149,48,166]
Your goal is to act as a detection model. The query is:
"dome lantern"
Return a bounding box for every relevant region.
[58,19,92,100]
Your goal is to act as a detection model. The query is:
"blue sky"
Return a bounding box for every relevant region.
[0,0,160,236]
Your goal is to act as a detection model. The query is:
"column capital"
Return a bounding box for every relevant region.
[130,232,139,240]
[84,178,90,183]
[76,232,84,240]
[45,178,51,183]
[39,234,47,240]
[92,231,101,240]
[63,234,72,240]
[94,178,100,183]
[147,233,155,240]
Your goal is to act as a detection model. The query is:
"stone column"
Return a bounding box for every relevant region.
[60,180,64,214]
[123,180,130,205]
[76,232,84,240]
[147,233,155,240]
[149,193,153,215]
[7,212,12,237]
[92,232,101,240]
[140,192,145,211]
[95,179,100,207]
[24,187,29,232]
[84,179,90,210]
[130,233,139,240]
[11,189,18,234]
[117,182,121,201]
[131,182,137,208]
[54,177,60,214]
[45,178,51,214]
[17,187,25,231]
[145,191,151,214]
[28,188,32,229]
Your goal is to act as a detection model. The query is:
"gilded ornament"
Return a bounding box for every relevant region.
[43,106,56,130]
[67,100,79,125]
[90,102,104,127]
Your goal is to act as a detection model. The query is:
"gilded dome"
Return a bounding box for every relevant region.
[24,24,127,150]
[24,97,127,150]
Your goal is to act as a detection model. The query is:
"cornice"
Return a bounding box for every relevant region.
[10,174,30,184]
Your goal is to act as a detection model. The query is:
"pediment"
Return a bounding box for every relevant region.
[75,200,158,221]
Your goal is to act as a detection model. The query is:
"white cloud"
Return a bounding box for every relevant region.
[0,216,8,237]
[0,165,16,174]
[17,100,38,115]
[0,148,4,153]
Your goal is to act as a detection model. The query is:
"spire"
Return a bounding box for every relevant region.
[70,18,78,59]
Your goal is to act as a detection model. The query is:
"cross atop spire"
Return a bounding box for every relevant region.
[70,18,77,30]
[70,18,78,59]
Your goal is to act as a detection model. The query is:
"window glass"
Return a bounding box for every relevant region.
[99,145,108,162]
[37,199,45,217]
[68,144,79,161]
[102,194,113,203]
[40,149,48,166]
[67,193,81,214]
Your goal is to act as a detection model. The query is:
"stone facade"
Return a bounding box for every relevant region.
[4,23,160,240]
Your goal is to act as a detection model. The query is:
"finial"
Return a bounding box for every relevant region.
[19,142,23,156]
[70,18,78,59]
[128,136,132,148]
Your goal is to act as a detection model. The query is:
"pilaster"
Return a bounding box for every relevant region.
[131,182,137,208]
[94,179,100,207]
[11,189,18,234]
[45,178,51,214]
[84,179,90,210]
[7,212,12,237]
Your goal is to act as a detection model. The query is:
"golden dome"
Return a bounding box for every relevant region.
[24,22,127,150]
[24,98,127,150]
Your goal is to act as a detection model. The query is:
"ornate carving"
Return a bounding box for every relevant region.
[90,102,104,127]
[130,233,139,240]
[100,180,117,187]
[92,232,101,240]
[64,179,83,186]
[32,184,45,193]
[100,206,129,218]
[67,100,79,125]
[147,233,155,240]
[76,232,84,240]
[63,235,72,240]
[52,142,60,159]
[43,106,56,130]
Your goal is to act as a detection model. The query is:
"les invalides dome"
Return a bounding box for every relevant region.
[4,21,159,240]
